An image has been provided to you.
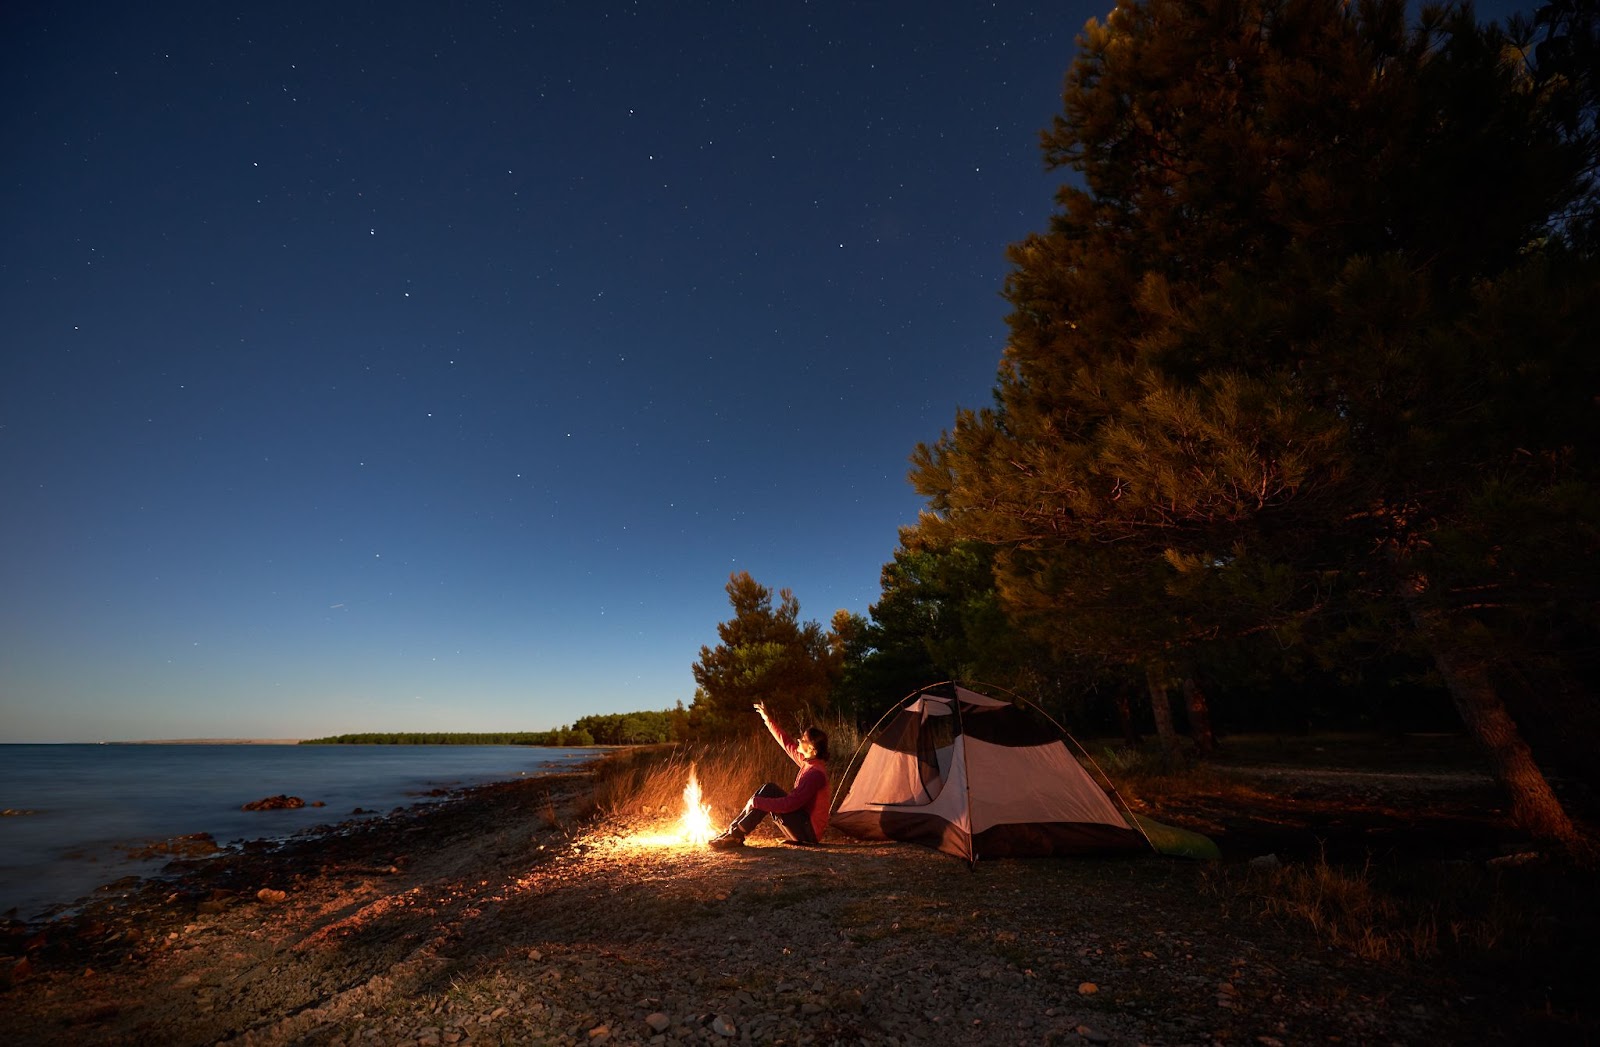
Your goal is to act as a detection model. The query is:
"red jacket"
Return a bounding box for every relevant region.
[751,719,830,841]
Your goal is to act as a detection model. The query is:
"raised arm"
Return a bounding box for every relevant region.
[754,701,803,767]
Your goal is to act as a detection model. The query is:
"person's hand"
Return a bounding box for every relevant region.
[753,701,768,719]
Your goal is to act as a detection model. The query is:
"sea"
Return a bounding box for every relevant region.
[0,743,603,922]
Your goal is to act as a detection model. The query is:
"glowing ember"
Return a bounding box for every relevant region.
[680,764,715,845]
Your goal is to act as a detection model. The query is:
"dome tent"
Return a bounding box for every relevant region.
[830,682,1153,864]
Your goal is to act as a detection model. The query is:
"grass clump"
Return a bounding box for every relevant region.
[1248,856,1416,962]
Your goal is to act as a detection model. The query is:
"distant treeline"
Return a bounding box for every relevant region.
[299,708,681,747]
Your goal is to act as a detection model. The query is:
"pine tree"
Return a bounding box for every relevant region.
[912,0,1600,841]
[689,572,837,734]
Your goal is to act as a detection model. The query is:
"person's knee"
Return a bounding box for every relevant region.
[754,782,784,799]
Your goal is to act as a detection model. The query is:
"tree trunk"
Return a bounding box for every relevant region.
[1145,665,1180,757]
[1115,683,1141,748]
[1405,577,1578,843]
[1181,678,1217,755]
[1499,661,1600,797]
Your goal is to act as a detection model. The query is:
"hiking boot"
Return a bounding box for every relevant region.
[708,830,745,851]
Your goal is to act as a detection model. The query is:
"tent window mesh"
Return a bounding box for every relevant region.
[874,703,955,806]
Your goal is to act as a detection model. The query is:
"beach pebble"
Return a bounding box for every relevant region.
[256,889,287,905]
[1078,981,1099,995]
[644,1012,670,1033]
[711,1014,737,1037]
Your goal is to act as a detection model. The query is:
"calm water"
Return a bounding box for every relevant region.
[0,743,601,922]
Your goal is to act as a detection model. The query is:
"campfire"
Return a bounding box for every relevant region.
[618,763,718,850]
[679,764,715,846]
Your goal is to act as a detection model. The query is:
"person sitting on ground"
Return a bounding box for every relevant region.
[708,702,830,850]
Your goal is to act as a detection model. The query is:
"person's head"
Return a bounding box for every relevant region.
[799,725,829,761]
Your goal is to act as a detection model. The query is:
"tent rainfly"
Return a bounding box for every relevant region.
[830,682,1152,864]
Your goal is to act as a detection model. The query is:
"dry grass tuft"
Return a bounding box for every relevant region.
[1253,856,1415,962]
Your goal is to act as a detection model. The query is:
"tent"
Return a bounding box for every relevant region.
[830,682,1153,863]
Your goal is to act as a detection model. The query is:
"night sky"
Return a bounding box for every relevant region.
[1,1,1530,742]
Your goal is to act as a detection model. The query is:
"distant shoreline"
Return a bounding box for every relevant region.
[3,738,621,746]
[111,738,305,745]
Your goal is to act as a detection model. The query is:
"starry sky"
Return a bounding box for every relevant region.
[0,1,1532,742]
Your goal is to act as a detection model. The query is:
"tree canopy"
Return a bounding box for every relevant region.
[688,571,841,734]
[909,0,1600,838]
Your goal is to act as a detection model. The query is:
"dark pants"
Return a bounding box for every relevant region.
[728,782,817,843]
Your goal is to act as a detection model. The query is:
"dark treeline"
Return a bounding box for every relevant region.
[300,709,684,748]
[300,731,579,747]
[683,0,1600,846]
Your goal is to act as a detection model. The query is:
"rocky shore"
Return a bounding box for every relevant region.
[0,760,1585,1045]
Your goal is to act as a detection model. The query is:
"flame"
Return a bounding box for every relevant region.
[680,764,715,846]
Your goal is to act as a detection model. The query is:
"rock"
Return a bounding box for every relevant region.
[711,1014,737,1037]
[1249,853,1281,868]
[1076,1025,1110,1044]
[587,1023,610,1040]
[644,1012,670,1033]
[242,795,306,811]
[1077,981,1099,995]
[127,832,220,860]
[256,888,287,905]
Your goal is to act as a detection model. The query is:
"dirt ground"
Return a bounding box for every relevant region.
[1,737,1593,1045]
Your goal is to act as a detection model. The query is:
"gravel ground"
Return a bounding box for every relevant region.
[0,760,1574,1045]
